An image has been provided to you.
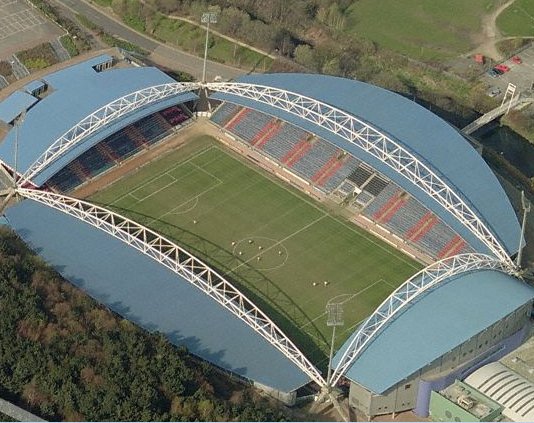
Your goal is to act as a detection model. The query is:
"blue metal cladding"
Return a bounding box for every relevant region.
[0,58,197,183]
[5,199,311,392]
[333,269,534,394]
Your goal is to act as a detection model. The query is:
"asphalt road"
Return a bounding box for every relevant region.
[54,0,246,81]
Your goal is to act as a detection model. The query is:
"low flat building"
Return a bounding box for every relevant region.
[429,380,502,422]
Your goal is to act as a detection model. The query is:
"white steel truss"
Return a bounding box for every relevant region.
[328,253,512,387]
[22,82,200,184]
[16,187,326,387]
[205,82,514,267]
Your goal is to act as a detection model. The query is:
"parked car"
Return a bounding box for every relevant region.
[495,64,510,73]
[512,55,522,64]
[487,68,500,78]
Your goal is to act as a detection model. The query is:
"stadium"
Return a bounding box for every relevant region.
[0,52,533,419]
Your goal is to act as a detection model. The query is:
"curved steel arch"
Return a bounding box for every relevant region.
[205,82,515,267]
[16,187,325,387]
[22,82,200,184]
[328,253,512,387]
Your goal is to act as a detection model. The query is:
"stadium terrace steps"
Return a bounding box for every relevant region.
[407,212,439,242]
[373,190,404,222]
[313,153,346,187]
[251,120,283,149]
[123,125,147,149]
[438,235,466,259]
[49,167,82,192]
[76,147,113,178]
[323,156,360,192]
[377,193,409,224]
[134,114,170,146]
[363,175,389,196]
[96,142,119,162]
[282,137,314,166]
[382,197,427,238]
[262,125,307,162]
[160,106,189,126]
[211,102,240,127]
[45,106,189,192]
[153,112,173,132]
[69,161,90,180]
[231,109,272,144]
[419,220,457,258]
[290,138,336,181]
[348,165,374,187]
[312,153,341,183]
[225,107,250,131]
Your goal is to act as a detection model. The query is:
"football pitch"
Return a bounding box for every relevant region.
[90,135,421,364]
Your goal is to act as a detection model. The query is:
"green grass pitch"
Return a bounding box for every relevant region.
[90,135,421,365]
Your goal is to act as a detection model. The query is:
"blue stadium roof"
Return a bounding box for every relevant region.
[5,199,311,392]
[0,58,197,185]
[209,74,520,257]
[0,91,38,124]
[332,269,534,394]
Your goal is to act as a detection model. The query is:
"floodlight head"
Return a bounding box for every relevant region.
[326,302,344,327]
[521,191,531,213]
[201,12,217,24]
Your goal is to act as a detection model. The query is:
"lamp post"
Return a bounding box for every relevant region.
[201,12,217,83]
[326,300,344,387]
[516,190,530,268]
[13,111,25,188]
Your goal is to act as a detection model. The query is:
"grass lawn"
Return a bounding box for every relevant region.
[90,135,420,364]
[344,0,501,61]
[497,0,534,37]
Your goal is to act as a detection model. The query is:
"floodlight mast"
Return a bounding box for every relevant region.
[201,12,217,83]
[326,301,344,387]
[516,190,530,268]
[13,111,25,188]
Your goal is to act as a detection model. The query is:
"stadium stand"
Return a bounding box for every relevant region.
[212,103,360,193]
[348,165,374,188]
[230,109,272,144]
[211,102,477,260]
[263,124,308,162]
[47,106,191,192]
[251,119,283,149]
[354,190,374,207]
[418,220,461,258]
[322,155,360,192]
[363,175,389,196]
[210,102,240,127]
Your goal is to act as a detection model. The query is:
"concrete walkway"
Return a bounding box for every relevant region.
[0,397,46,422]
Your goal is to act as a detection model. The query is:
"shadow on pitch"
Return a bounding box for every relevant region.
[92,201,330,365]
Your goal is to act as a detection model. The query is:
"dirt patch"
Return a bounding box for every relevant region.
[469,0,517,61]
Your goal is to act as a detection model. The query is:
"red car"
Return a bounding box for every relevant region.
[512,55,522,64]
[495,64,510,73]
